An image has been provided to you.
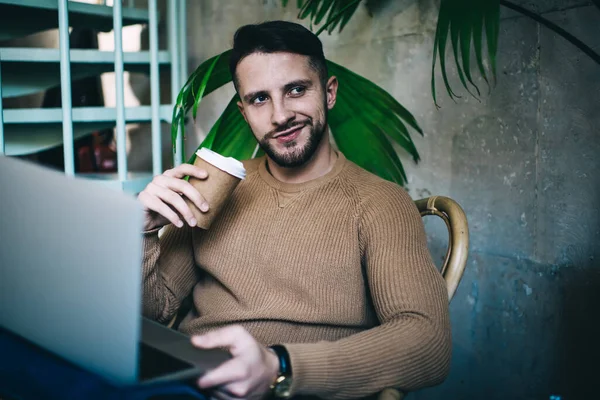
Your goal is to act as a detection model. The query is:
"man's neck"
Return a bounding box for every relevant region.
[266,133,337,185]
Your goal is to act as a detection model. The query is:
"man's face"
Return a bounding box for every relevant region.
[236,52,337,168]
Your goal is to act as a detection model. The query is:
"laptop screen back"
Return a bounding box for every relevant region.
[0,156,144,385]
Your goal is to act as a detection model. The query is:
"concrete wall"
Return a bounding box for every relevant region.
[182,1,600,398]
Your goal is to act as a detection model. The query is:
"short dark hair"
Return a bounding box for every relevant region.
[229,20,328,92]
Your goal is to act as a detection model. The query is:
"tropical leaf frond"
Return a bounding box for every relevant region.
[281,0,363,35]
[432,0,500,107]
[327,60,422,186]
[187,95,262,165]
[171,49,233,152]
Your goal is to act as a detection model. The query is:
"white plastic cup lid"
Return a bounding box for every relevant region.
[196,148,246,180]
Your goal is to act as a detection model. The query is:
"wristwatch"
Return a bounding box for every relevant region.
[269,345,293,398]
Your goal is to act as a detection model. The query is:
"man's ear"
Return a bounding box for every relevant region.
[237,100,248,123]
[325,76,338,110]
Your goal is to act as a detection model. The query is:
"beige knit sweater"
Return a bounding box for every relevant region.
[141,152,451,399]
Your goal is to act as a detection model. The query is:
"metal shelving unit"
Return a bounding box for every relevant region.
[0,0,187,194]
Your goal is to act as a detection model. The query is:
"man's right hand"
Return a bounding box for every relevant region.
[137,164,210,231]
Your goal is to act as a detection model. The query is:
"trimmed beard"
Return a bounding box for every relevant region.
[258,118,327,168]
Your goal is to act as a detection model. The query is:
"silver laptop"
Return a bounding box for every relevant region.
[0,155,229,386]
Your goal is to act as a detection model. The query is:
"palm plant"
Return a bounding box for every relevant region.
[171,0,600,186]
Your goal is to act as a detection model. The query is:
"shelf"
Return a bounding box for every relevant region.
[0,0,150,42]
[2,105,173,156]
[4,120,115,156]
[0,48,170,64]
[1,48,171,98]
[78,171,153,194]
[4,105,173,123]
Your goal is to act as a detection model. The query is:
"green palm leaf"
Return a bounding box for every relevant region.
[485,1,500,80]
[315,0,335,25]
[171,49,233,151]
[282,0,363,35]
[459,7,481,97]
[432,0,500,107]
[327,60,421,185]
[187,95,263,165]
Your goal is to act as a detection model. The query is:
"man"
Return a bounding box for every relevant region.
[137,21,451,400]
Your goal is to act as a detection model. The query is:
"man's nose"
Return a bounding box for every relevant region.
[271,100,295,127]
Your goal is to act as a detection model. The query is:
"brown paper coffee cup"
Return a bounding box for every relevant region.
[184,148,246,229]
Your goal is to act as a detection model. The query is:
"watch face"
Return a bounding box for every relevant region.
[274,376,293,398]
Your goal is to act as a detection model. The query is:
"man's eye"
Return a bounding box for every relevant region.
[252,95,268,105]
[289,86,305,96]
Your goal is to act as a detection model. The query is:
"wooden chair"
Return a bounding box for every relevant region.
[377,195,469,400]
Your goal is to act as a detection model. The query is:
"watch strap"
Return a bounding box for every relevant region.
[269,344,292,377]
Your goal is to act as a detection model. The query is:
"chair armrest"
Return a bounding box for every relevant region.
[414,196,469,301]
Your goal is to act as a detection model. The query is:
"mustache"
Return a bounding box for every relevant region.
[265,119,312,140]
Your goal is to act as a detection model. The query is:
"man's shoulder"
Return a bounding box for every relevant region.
[340,160,421,230]
[341,159,413,206]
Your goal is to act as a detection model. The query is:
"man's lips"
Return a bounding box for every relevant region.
[271,125,305,143]
[272,124,305,139]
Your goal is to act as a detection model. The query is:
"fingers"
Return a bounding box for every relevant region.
[193,326,274,400]
[138,190,184,228]
[198,357,250,389]
[138,163,211,228]
[202,364,261,399]
[148,181,198,226]
[154,174,209,213]
[164,164,208,181]
[192,325,252,355]
[193,326,257,393]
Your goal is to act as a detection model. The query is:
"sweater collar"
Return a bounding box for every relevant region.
[257,151,347,193]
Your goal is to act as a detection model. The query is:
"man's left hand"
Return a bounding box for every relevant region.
[192,325,280,400]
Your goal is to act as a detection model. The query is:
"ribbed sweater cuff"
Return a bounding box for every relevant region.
[142,228,160,257]
[284,342,335,398]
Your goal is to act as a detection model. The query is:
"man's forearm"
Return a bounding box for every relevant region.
[140,225,197,324]
[141,230,172,322]
[283,314,451,400]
